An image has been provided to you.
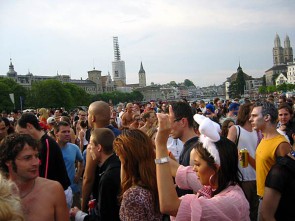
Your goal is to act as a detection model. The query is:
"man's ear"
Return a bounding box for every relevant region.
[264,114,270,122]
[91,115,96,123]
[97,144,102,152]
[26,123,34,130]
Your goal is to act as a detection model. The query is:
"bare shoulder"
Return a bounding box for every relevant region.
[276,142,291,157]
[35,177,64,196]
[227,125,237,142]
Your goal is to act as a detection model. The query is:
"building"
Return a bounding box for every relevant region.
[138,62,146,87]
[244,78,263,99]
[112,36,126,87]
[265,34,293,86]
[287,60,295,84]
[275,73,288,86]
[2,59,114,95]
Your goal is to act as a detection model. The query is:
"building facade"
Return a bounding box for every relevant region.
[112,36,126,86]
[2,59,114,95]
[266,34,293,86]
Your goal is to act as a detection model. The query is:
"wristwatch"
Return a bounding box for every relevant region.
[155,156,170,164]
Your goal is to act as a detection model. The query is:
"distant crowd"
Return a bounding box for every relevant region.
[0,94,294,221]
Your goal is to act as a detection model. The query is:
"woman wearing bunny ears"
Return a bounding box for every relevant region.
[155,111,250,221]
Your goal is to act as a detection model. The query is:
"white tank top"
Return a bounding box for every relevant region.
[235,125,257,181]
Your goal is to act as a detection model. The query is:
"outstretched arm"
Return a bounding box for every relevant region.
[155,112,180,216]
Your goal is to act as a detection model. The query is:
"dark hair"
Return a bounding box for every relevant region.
[278,103,293,116]
[194,136,242,195]
[0,133,40,173]
[171,102,194,128]
[54,121,70,133]
[221,119,235,137]
[60,116,71,124]
[17,113,41,131]
[91,128,115,155]
[80,120,88,129]
[0,117,14,134]
[236,103,253,126]
[253,101,278,124]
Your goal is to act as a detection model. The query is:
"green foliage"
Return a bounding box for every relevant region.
[228,81,238,98]
[258,86,267,94]
[183,79,195,87]
[236,70,245,96]
[169,81,177,87]
[27,80,73,109]
[276,83,295,92]
[0,78,28,111]
[63,83,91,106]
[272,73,279,85]
[267,85,276,93]
[91,90,144,105]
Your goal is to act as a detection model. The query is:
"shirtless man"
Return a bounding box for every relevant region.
[140,111,157,134]
[0,133,69,221]
[121,103,133,128]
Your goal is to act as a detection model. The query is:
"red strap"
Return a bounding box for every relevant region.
[45,139,50,178]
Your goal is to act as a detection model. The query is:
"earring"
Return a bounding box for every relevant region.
[209,174,216,191]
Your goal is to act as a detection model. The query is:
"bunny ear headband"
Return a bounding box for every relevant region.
[193,114,221,165]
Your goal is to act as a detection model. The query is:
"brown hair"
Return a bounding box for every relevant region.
[91,128,115,155]
[236,103,253,126]
[113,129,159,213]
[221,119,235,137]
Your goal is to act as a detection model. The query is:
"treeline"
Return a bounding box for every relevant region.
[0,78,143,111]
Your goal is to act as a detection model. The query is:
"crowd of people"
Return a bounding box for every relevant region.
[0,95,294,221]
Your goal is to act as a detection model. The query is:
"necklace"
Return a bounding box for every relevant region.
[20,180,36,199]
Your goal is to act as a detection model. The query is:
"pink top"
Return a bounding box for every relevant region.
[172,165,250,221]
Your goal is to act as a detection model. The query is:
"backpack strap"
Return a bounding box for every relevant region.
[235,126,241,145]
[45,139,50,178]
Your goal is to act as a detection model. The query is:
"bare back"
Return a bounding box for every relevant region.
[21,177,68,221]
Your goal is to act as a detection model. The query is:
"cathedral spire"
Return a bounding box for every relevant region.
[139,61,145,73]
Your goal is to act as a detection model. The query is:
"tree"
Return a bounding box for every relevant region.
[228,81,238,98]
[236,70,245,96]
[169,81,177,87]
[267,85,277,93]
[27,80,73,109]
[0,78,28,111]
[63,83,91,107]
[258,86,267,94]
[272,73,279,85]
[183,79,195,87]
[0,82,14,111]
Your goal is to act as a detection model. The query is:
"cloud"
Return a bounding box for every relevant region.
[0,0,294,87]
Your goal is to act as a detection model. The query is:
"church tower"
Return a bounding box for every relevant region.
[7,58,17,78]
[273,33,284,65]
[112,36,126,86]
[138,62,146,87]
[284,35,293,63]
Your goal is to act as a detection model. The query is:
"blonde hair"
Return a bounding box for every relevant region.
[0,174,24,221]
[38,108,49,119]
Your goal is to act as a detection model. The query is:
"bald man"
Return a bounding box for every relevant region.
[81,101,120,211]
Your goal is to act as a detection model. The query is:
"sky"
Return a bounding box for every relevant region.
[1,0,295,87]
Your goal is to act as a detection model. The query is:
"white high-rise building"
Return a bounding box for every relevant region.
[112,37,126,86]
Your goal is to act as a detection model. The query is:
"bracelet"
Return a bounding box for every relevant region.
[155,156,170,164]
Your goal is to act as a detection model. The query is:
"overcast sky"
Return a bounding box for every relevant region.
[1,0,294,87]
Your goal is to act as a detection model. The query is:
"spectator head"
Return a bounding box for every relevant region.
[0,133,40,174]
[16,113,42,137]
